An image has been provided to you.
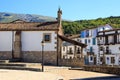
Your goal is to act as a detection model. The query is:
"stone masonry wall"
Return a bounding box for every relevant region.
[22,51,57,65]
[83,65,120,75]
[0,51,12,60]
[14,31,21,58]
[59,58,84,67]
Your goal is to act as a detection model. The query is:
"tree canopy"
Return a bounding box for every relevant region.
[62,16,120,34]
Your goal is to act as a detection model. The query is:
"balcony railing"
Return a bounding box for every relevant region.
[108,40,114,44]
[105,50,112,54]
[67,52,73,54]
[98,41,105,45]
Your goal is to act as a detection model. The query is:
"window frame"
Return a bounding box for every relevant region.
[90,56,93,61]
[85,39,87,44]
[111,57,115,64]
[43,33,51,43]
[92,38,96,45]
[88,39,91,43]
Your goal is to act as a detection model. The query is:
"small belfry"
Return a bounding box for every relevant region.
[57,7,63,35]
[57,7,62,25]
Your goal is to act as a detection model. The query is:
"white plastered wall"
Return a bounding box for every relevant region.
[21,31,57,51]
[0,31,12,51]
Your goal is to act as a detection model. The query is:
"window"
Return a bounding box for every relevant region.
[90,56,93,61]
[63,47,65,51]
[88,39,91,43]
[119,47,120,50]
[43,33,51,42]
[86,30,89,37]
[92,38,96,45]
[85,39,87,44]
[111,57,115,64]
[100,57,103,62]
[106,46,109,54]
[69,48,73,54]
[90,47,93,52]
[77,47,80,54]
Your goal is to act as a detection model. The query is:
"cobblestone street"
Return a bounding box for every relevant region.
[0,66,119,80]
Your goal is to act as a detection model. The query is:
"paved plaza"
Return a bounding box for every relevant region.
[0,66,119,80]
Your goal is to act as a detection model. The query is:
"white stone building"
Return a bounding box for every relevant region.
[97,29,120,65]
[78,24,112,65]
[0,8,63,65]
[61,25,113,65]
[61,34,87,59]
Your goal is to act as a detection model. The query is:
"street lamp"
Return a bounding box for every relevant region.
[41,40,45,72]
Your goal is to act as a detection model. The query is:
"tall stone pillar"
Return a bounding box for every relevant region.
[14,31,21,59]
[57,37,62,65]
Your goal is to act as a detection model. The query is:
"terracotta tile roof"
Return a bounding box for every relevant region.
[0,21,58,31]
[66,34,80,39]
[58,34,87,48]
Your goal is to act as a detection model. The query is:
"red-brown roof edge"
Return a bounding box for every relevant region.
[58,34,87,48]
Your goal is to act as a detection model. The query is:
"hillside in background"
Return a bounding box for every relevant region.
[0,12,56,23]
[63,16,120,34]
[0,12,120,34]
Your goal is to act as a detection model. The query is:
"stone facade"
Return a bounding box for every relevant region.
[59,58,84,67]
[22,51,57,65]
[0,8,64,66]
[83,65,120,75]
[14,31,21,59]
[0,51,12,60]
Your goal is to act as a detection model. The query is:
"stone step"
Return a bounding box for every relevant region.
[0,66,41,72]
[0,63,26,67]
[69,67,83,70]
[10,58,22,62]
[0,60,9,63]
[0,62,41,71]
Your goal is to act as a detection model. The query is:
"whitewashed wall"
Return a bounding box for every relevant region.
[80,37,99,56]
[21,31,57,51]
[105,55,117,65]
[0,31,12,51]
[109,45,120,54]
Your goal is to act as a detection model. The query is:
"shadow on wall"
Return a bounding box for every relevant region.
[70,76,120,80]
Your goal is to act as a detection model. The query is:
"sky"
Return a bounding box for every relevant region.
[0,0,120,21]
